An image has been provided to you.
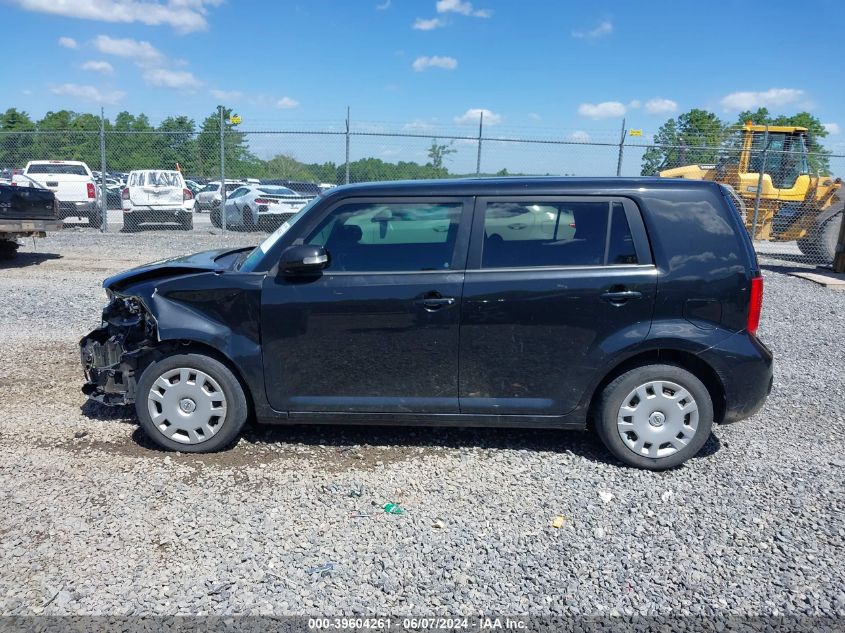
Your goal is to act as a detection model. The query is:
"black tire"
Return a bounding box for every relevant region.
[210,207,221,228]
[797,212,842,262]
[179,212,194,231]
[123,213,140,233]
[135,352,248,453]
[0,239,19,260]
[595,363,714,470]
[241,205,255,232]
[88,207,103,229]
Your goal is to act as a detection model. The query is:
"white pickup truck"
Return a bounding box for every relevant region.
[12,160,102,227]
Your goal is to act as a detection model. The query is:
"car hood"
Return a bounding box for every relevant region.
[103,247,245,292]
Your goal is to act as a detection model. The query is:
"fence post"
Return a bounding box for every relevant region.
[750,125,769,240]
[615,118,626,177]
[476,111,484,177]
[345,106,351,185]
[219,105,226,232]
[99,107,107,233]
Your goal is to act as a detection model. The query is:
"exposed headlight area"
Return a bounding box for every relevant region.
[80,294,157,405]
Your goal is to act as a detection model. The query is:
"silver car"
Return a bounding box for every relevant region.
[218,185,313,231]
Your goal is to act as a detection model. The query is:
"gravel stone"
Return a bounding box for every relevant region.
[0,230,843,619]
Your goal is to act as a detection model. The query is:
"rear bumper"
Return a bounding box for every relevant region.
[59,201,98,217]
[0,218,62,234]
[699,332,774,423]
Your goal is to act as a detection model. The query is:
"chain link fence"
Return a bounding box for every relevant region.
[1,120,842,268]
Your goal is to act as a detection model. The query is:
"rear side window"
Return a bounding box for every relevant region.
[481,200,639,268]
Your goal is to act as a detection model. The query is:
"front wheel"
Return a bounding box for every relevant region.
[135,353,248,452]
[595,364,713,470]
[797,212,842,262]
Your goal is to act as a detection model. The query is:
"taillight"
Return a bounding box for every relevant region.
[747,276,763,336]
[121,187,130,200]
[254,198,277,205]
[183,188,193,201]
[87,182,96,199]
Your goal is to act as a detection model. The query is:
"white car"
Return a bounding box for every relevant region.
[216,185,313,231]
[121,169,195,232]
[12,160,101,226]
[195,181,245,211]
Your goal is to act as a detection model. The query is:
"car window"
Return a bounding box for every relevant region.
[307,201,463,272]
[27,163,88,176]
[228,187,250,199]
[225,183,242,192]
[200,184,218,193]
[482,200,638,268]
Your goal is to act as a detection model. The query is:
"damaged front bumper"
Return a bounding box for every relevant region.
[80,295,157,406]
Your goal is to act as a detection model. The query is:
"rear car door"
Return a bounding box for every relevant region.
[261,196,472,414]
[459,196,656,416]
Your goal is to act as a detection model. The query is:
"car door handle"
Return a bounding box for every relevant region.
[414,294,456,310]
[601,290,642,304]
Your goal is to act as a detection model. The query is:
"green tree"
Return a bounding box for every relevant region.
[156,115,197,174]
[0,108,36,167]
[195,108,252,179]
[427,139,456,170]
[641,109,726,175]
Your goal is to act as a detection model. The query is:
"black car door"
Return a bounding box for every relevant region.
[459,196,656,416]
[261,196,473,415]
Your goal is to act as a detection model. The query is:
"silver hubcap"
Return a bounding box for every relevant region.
[616,380,699,459]
[147,367,227,444]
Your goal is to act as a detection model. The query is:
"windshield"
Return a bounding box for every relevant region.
[238,195,323,272]
[200,184,219,193]
[258,186,297,196]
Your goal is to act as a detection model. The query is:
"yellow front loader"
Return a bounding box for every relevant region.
[660,123,843,262]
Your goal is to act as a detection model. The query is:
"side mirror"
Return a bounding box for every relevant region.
[279,245,330,275]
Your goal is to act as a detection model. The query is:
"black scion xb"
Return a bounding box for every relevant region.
[80,178,773,469]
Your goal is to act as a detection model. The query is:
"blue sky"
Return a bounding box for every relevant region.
[4,0,845,173]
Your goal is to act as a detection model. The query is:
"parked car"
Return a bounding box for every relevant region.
[12,160,101,227]
[0,184,61,259]
[217,185,313,231]
[261,179,323,197]
[80,177,772,469]
[121,169,194,232]
[195,181,245,211]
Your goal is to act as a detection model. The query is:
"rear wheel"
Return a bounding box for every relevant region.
[241,205,255,232]
[135,353,248,452]
[210,207,221,228]
[595,364,713,470]
[123,213,140,233]
[797,212,842,262]
[88,207,103,229]
[0,239,19,260]
[179,212,193,231]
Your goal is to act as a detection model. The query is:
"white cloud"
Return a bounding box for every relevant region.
[58,36,78,49]
[529,112,541,121]
[404,119,435,131]
[569,130,591,143]
[824,122,840,135]
[628,99,641,109]
[413,17,444,30]
[577,101,626,119]
[719,88,805,111]
[376,0,390,8]
[210,89,243,101]
[11,0,222,33]
[645,98,678,115]
[50,83,125,105]
[93,35,164,65]
[572,20,613,39]
[81,60,114,74]
[412,55,458,71]
[142,68,201,89]
[436,0,490,17]
[454,108,502,125]
[276,96,299,109]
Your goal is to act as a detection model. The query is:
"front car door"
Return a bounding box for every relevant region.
[261,196,472,415]
[459,196,656,416]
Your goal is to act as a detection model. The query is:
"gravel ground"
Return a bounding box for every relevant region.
[0,228,844,621]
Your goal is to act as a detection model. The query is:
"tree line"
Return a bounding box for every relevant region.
[0,106,833,182]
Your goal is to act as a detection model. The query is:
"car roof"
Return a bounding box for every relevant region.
[320,176,722,199]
